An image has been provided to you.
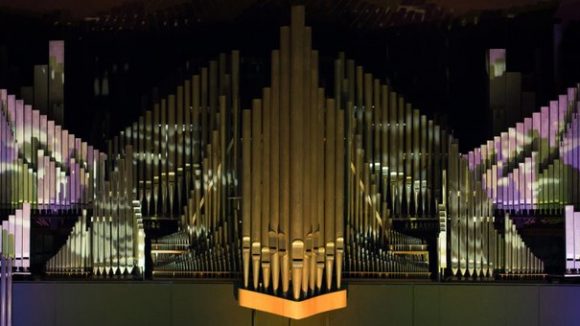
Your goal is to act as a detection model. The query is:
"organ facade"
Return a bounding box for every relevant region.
[2,4,579,322]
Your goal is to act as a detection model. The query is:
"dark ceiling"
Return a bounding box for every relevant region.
[0,0,576,152]
[0,0,556,19]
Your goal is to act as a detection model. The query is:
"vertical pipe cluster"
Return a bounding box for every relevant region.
[443,83,580,279]
[141,52,241,277]
[93,146,142,276]
[334,53,448,278]
[0,88,103,212]
[45,147,145,277]
[241,6,345,299]
[447,142,546,278]
[40,49,243,279]
[446,84,580,279]
[0,226,14,326]
[45,210,90,275]
[0,204,31,273]
[500,213,543,277]
[447,146,502,278]
[468,85,580,212]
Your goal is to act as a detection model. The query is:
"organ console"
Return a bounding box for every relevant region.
[3,4,580,321]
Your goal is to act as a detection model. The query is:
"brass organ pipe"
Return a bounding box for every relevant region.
[346,99,355,272]
[449,141,459,276]
[459,154,468,276]
[145,111,153,215]
[336,108,345,289]
[177,86,184,221]
[184,80,191,197]
[209,61,218,133]
[290,5,305,300]
[420,116,427,216]
[413,110,420,216]
[356,67,363,114]
[153,104,160,217]
[380,86,389,229]
[467,156,474,277]
[279,25,291,296]
[232,51,240,191]
[211,130,218,258]
[364,73,372,167]
[389,91,397,215]
[192,75,200,166]
[251,99,262,289]
[219,94,227,241]
[398,97,405,215]
[334,57,342,113]
[168,95,176,217]
[261,89,272,290]
[201,67,208,154]
[270,50,281,292]
[316,88,325,290]
[242,109,251,288]
[324,98,336,291]
[427,120,434,217]
[373,79,381,176]
[138,117,145,205]
[160,99,168,216]
[302,27,312,295]
[309,50,320,293]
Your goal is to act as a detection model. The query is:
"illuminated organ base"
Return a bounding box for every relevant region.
[8,4,580,320]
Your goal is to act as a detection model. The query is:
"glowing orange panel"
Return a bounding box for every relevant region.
[238,289,347,320]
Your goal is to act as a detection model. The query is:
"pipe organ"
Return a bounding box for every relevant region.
[8,3,580,321]
[46,4,544,288]
[145,8,553,289]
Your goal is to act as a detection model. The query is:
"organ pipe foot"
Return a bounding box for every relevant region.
[261,247,271,290]
[252,255,261,290]
[316,247,325,291]
[325,257,334,291]
[292,265,303,300]
[291,240,304,299]
[252,242,261,289]
[243,238,250,288]
[325,243,335,291]
[309,250,317,291]
[302,254,309,294]
[262,264,271,290]
[281,253,290,294]
[336,243,344,289]
[271,251,280,292]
